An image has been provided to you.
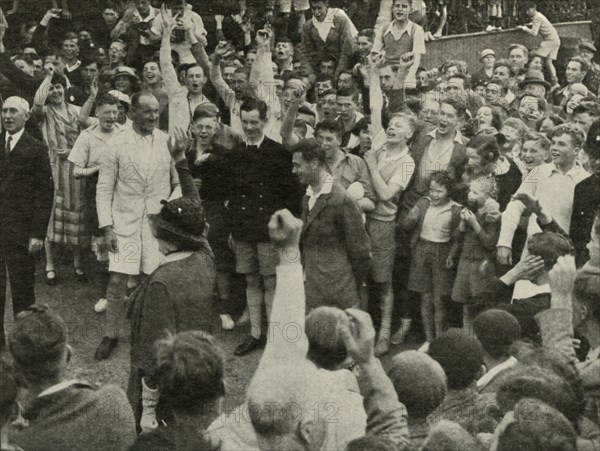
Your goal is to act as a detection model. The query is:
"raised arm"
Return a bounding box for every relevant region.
[250,29,275,104]
[257,210,306,369]
[209,43,236,108]
[158,4,183,96]
[280,89,302,149]
[32,71,53,120]
[168,126,200,203]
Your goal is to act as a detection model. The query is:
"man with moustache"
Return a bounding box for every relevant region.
[0,96,54,348]
[95,92,180,360]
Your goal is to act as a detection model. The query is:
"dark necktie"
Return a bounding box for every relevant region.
[5,135,12,155]
[246,144,258,151]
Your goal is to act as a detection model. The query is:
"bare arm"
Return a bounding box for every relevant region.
[32,75,52,120]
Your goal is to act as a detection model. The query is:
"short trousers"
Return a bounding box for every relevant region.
[108,216,161,276]
[536,39,561,60]
[366,218,396,283]
[279,0,310,13]
[233,240,277,276]
[408,240,454,297]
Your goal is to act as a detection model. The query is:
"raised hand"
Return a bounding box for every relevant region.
[268,209,302,248]
[160,3,177,33]
[340,308,376,365]
[255,29,272,49]
[168,126,192,162]
[497,246,512,266]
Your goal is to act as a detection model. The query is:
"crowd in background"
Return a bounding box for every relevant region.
[1,0,600,450]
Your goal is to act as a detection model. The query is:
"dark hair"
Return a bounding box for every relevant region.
[8,305,68,385]
[494,58,512,71]
[525,1,537,9]
[428,171,455,196]
[496,398,577,451]
[50,73,68,88]
[316,73,334,84]
[440,97,467,119]
[336,87,359,102]
[153,331,224,416]
[447,72,469,89]
[96,93,120,109]
[291,138,327,164]
[181,63,204,77]
[315,119,342,138]
[537,114,564,131]
[319,54,338,67]
[357,28,376,41]
[347,437,397,451]
[428,329,484,390]
[573,101,600,118]
[527,232,574,270]
[474,309,520,359]
[569,56,590,74]
[467,134,501,166]
[240,97,268,120]
[351,116,370,135]
[305,307,348,370]
[522,130,551,151]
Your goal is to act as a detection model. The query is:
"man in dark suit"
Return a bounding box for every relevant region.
[291,138,371,311]
[0,96,54,347]
[222,98,301,356]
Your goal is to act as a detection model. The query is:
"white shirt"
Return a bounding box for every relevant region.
[306,180,333,211]
[313,8,336,41]
[477,356,518,389]
[587,346,600,362]
[5,129,25,152]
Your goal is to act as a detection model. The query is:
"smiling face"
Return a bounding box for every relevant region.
[185,66,206,95]
[132,94,159,133]
[240,109,267,142]
[48,83,65,105]
[96,103,119,132]
[62,39,79,61]
[467,181,487,207]
[551,133,579,169]
[392,0,411,21]
[292,152,318,185]
[566,61,586,84]
[386,115,412,145]
[521,139,549,170]
[429,180,449,206]
[477,106,493,128]
[528,55,544,72]
[357,36,373,56]
[109,42,126,65]
[192,116,217,146]
[114,74,133,93]
[509,48,527,70]
[1,100,30,133]
[437,103,459,136]
[142,62,162,86]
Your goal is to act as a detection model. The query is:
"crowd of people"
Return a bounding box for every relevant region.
[1,0,600,450]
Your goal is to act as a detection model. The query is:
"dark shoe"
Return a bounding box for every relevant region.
[74,268,87,283]
[45,270,58,286]
[234,335,264,356]
[94,337,118,361]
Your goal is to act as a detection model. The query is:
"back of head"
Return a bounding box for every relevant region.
[305,307,349,370]
[389,350,447,419]
[474,309,520,359]
[527,232,574,271]
[421,420,485,451]
[291,138,327,165]
[428,329,484,390]
[8,305,68,386]
[495,398,577,451]
[153,331,224,416]
[495,365,579,426]
[248,363,328,449]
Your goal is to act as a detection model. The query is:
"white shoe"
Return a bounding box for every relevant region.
[220,314,235,330]
[390,320,412,345]
[94,298,107,313]
[486,25,495,32]
[236,308,250,326]
[418,341,430,353]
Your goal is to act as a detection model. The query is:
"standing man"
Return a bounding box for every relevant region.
[223,98,301,356]
[291,138,371,311]
[0,96,54,347]
[95,92,180,360]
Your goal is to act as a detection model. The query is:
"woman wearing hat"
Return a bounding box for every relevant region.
[111,66,141,97]
[127,126,217,431]
[32,64,87,285]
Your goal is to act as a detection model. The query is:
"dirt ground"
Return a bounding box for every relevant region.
[5,254,419,414]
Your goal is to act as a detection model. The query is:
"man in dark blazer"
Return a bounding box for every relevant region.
[220,98,302,356]
[0,96,54,347]
[291,138,371,311]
